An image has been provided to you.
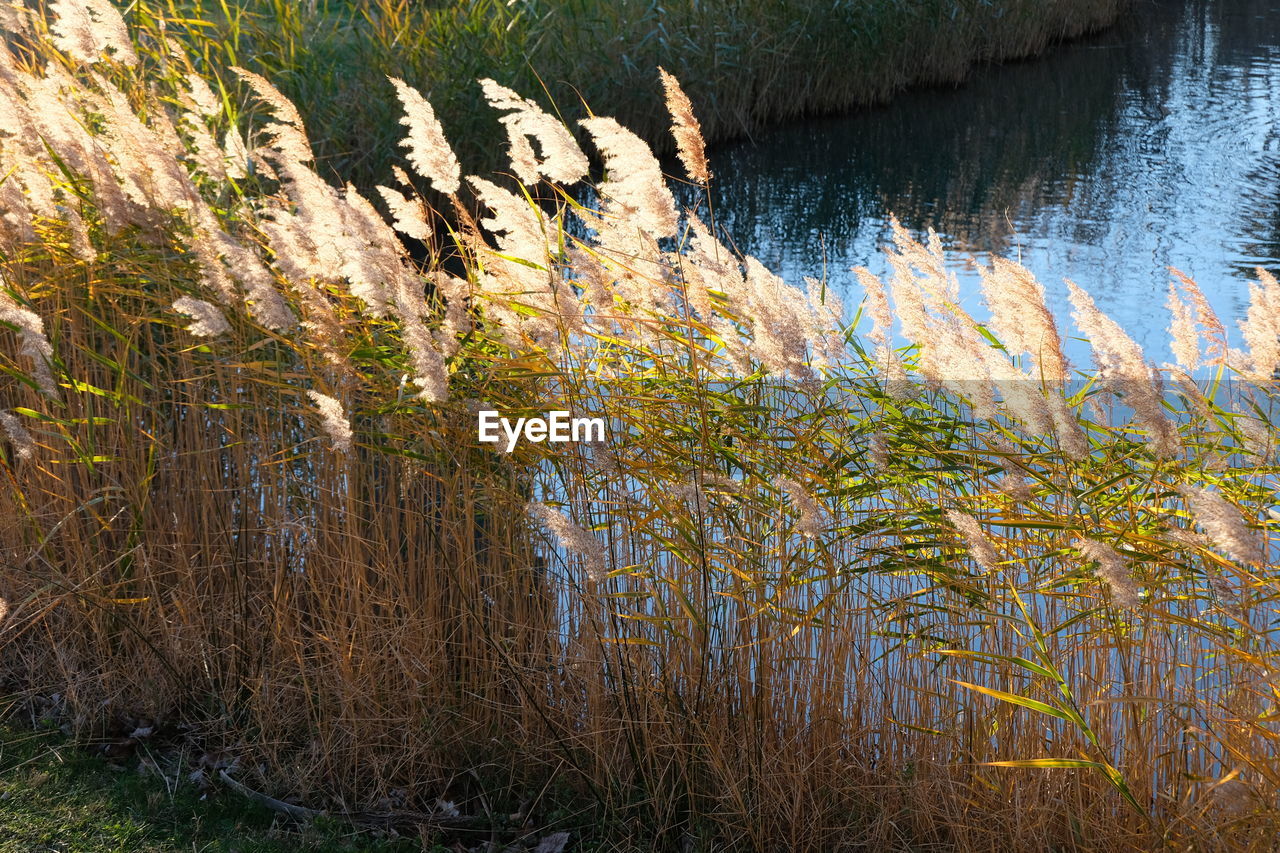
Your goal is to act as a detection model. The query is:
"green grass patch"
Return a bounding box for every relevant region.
[0,724,425,853]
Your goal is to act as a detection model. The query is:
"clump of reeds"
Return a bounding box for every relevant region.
[0,4,1277,851]
[134,0,1128,190]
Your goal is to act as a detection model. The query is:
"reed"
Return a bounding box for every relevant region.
[1,4,1278,851]
[130,0,1128,189]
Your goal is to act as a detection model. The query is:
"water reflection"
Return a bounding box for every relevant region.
[695,0,1280,367]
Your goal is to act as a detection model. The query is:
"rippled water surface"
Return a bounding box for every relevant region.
[699,0,1280,366]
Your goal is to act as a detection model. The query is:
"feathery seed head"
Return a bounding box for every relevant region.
[527,502,608,581]
[375,184,432,242]
[307,390,353,454]
[0,2,30,34]
[233,67,313,164]
[221,129,249,180]
[775,475,828,539]
[466,175,580,352]
[579,116,678,239]
[946,510,998,571]
[1239,267,1280,380]
[856,266,911,395]
[997,473,1034,503]
[388,77,460,195]
[480,79,588,186]
[389,274,450,403]
[0,289,57,397]
[50,0,137,66]
[979,257,1068,381]
[0,409,34,461]
[1178,485,1264,566]
[1167,280,1199,372]
[1075,538,1142,608]
[1172,268,1227,367]
[172,296,231,337]
[868,432,890,471]
[1067,279,1180,456]
[182,72,221,118]
[672,479,710,519]
[855,267,893,350]
[1235,413,1274,462]
[1067,279,1149,381]
[657,67,709,184]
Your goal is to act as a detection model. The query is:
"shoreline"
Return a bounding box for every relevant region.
[178,0,1132,188]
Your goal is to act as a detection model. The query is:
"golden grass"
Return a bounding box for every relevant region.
[0,4,1278,850]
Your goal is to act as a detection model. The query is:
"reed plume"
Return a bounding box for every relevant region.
[50,0,136,66]
[579,116,678,239]
[946,510,998,571]
[388,76,461,195]
[171,296,231,337]
[232,66,313,165]
[1239,267,1280,379]
[1075,538,1141,608]
[307,390,354,453]
[480,78,588,186]
[1178,485,1264,567]
[657,67,709,185]
[1167,282,1199,372]
[775,475,828,539]
[0,410,33,461]
[1167,269,1228,373]
[375,184,432,242]
[527,501,608,581]
[0,287,57,397]
[979,256,1068,381]
[1067,279,1180,457]
[854,266,910,396]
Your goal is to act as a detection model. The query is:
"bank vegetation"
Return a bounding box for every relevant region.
[1,3,1277,851]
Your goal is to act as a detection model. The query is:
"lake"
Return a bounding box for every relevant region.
[697,0,1280,370]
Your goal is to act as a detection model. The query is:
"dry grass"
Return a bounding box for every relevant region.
[0,3,1278,851]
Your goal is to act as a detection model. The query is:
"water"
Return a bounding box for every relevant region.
[698,0,1280,368]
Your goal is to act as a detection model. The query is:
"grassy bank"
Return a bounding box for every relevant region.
[144,0,1128,187]
[2,2,1279,851]
[0,720,430,852]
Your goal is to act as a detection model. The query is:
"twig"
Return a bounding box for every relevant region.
[218,769,320,822]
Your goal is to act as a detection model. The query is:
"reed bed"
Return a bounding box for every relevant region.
[137,0,1128,188]
[0,3,1278,850]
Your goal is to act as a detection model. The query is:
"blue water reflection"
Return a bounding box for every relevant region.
[694,0,1280,369]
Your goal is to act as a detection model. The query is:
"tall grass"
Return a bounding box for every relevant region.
[133,0,1128,187]
[1,3,1279,850]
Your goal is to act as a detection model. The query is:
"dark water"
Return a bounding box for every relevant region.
[700,0,1280,368]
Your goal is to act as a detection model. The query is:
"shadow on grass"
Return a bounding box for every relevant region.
[0,723,429,853]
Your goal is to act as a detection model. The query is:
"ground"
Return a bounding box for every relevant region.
[0,723,430,853]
